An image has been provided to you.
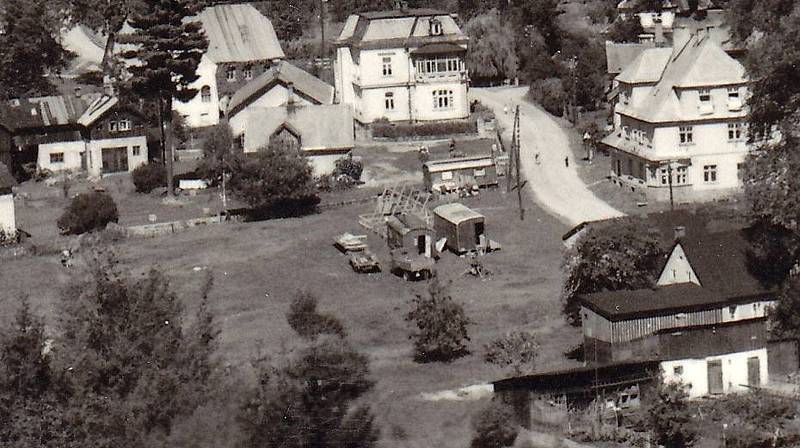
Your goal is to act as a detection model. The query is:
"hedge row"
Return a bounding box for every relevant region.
[372,120,478,139]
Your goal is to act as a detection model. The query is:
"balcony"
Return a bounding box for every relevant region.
[414,70,468,84]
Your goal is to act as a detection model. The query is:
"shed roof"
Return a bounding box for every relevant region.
[387,214,431,235]
[244,104,354,152]
[424,156,494,173]
[227,61,334,117]
[433,203,484,224]
[580,230,775,321]
[0,96,88,131]
[199,4,284,63]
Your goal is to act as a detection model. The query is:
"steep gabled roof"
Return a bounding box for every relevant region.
[199,4,284,63]
[227,61,334,118]
[615,47,672,84]
[336,9,467,49]
[580,230,775,321]
[605,41,654,75]
[617,35,747,123]
[244,104,354,152]
[78,95,118,126]
[0,96,88,132]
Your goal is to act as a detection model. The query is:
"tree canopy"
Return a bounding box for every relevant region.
[464,11,519,84]
[562,219,664,324]
[406,278,472,362]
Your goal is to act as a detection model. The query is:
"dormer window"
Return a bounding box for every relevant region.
[727,87,742,111]
[226,66,236,82]
[243,65,253,80]
[699,89,711,102]
[430,18,442,36]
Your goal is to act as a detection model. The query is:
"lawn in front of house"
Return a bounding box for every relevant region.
[3,184,579,448]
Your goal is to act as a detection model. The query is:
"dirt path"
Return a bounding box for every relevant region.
[471,87,624,226]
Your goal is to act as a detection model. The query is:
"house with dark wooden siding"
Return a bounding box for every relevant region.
[580,229,777,397]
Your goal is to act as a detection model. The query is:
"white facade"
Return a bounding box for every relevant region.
[173,56,221,128]
[38,136,148,177]
[661,348,768,398]
[228,84,313,137]
[0,193,15,235]
[334,11,470,124]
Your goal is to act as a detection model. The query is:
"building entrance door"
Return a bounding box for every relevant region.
[747,356,761,386]
[101,147,128,173]
[707,360,723,394]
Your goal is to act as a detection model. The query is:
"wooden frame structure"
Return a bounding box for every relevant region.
[358,183,432,237]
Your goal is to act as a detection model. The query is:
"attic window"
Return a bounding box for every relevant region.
[239,25,249,42]
[430,18,442,36]
[699,89,711,102]
[729,305,737,316]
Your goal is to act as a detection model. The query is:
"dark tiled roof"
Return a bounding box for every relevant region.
[0,96,88,132]
[492,359,662,393]
[581,230,775,320]
[358,8,448,19]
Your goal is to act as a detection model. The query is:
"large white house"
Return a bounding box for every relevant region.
[334,8,469,124]
[602,33,750,203]
[173,3,284,128]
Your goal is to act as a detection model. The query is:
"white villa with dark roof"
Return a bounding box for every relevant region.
[334,8,469,124]
[173,3,284,128]
[602,34,750,203]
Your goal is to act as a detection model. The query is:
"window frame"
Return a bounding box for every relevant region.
[226,66,237,82]
[49,152,64,164]
[201,85,212,103]
[132,145,141,156]
[243,65,253,80]
[727,86,739,99]
[384,91,395,110]
[698,88,711,102]
[728,122,742,141]
[382,56,393,76]
[703,164,718,183]
[679,126,693,144]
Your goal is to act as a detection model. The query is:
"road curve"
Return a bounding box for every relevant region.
[471,87,624,227]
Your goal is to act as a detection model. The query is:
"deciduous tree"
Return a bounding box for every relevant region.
[464,11,519,85]
[562,219,664,324]
[645,382,697,448]
[470,400,518,448]
[483,331,538,375]
[406,278,472,362]
[196,123,238,185]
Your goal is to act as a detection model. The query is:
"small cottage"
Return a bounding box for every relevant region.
[0,163,16,235]
[433,203,485,254]
[386,214,434,258]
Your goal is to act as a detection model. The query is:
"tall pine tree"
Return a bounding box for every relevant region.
[122,0,207,198]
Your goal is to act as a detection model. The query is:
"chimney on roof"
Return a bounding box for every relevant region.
[103,75,115,97]
[654,20,666,47]
[674,226,686,240]
[286,82,297,114]
[394,0,408,10]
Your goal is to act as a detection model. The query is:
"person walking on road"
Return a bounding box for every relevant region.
[564,156,569,168]
[535,153,540,165]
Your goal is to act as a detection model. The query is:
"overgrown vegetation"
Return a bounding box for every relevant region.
[644,382,697,448]
[562,219,664,324]
[286,292,347,340]
[406,278,472,363]
[57,191,119,235]
[132,163,167,193]
[470,400,519,448]
[483,331,538,374]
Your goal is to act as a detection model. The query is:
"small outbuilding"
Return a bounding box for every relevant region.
[386,214,433,258]
[433,203,485,254]
[422,138,500,193]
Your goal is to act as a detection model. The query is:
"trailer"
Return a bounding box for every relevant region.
[433,203,487,254]
[390,248,435,281]
[386,214,434,258]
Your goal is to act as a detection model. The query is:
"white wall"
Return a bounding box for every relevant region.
[358,49,411,87]
[412,82,470,122]
[88,135,148,177]
[0,193,15,235]
[309,152,350,177]
[720,300,776,323]
[661,348,768,398]
[229,86,314,136]
[173,55,220,128]
[38,141,88,173]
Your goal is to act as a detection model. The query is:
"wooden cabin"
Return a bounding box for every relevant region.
[421,138,499,193]
[386,214,433,258]
[433,203,485,254]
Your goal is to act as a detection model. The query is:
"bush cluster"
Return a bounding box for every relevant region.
[527,78,566,117]
[57,191,119,235]
[131,163,167,193]
[0,229,21,247]
[286,292,346,340]
[372,119,477,139]
[484,331,538,374]
[406,279,472,363]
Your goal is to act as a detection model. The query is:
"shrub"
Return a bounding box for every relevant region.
[132,163,167,193]
[528,78,565,117]
[645,382,697,448]
[471,400,518,448]
[405,278,472,363]
[0,229,21,247]
[334,157,363,181]
[484,331,539,374]
[372,120,478,139]
[57,191,119,235]
[286,292,346,340]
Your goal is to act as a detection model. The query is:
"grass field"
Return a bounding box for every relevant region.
[3,179,579,447]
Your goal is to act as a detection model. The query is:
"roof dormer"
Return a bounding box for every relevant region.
[430,18,443,36]
[657,242,701,286]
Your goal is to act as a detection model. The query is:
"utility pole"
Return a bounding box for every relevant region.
[319,0,326,60]
[512,106,525,221]
[667,162,675,211]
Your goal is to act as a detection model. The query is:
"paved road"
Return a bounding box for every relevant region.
[471,87,624,227]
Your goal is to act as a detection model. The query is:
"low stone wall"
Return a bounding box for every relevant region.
[123,214,237,238]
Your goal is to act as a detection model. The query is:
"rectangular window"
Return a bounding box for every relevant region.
[727,87,739,99]
[675,166,687,184]
[109,121,118,132]
[384,92,395,110]
[226,66,236,82]
[433,89,453,109]
[728,122,742,140]
[243,66,253,80]
[703,164,718,183]
[118,120,131,131]
[50,152,64,164]
[679,126,693,144]
[699,88,711,102]
[660,168,668,185]
[737,162,745,179]
[132,145,141,156]
[674,365,683,375]
[382,57,392,76]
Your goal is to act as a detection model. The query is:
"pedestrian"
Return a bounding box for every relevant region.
[503,104,508,115]
[535,153,540,165]
[565,156,569,168]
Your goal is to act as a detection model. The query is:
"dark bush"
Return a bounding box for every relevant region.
[334,157,363,181]
[132,163,167,193]
[527,78,565,117]
[286,292,346,340]
[0,229,21,247]
[372,120,478,139]
[470,400,518,448]
[57,191,119,235]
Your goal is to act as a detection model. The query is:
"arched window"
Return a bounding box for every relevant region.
[243,65,253,80]
[226,66,236,82]
[201,86,211,103]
